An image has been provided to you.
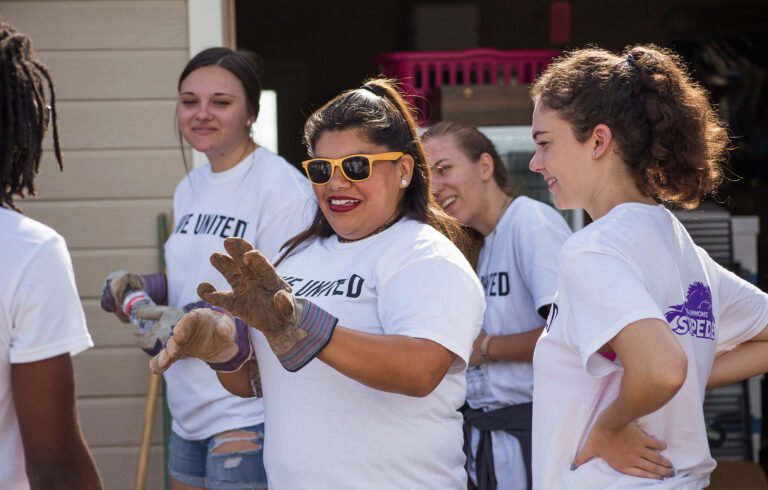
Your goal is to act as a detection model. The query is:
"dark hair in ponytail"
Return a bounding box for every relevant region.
[176,47,264,172]
[531,44,729,209]
[277,78,474,263]
[0,20,62,211]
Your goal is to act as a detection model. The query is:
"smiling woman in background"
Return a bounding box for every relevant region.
[423,121,571,490]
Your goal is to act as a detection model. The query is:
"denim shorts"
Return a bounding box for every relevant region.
[168,424,267,490]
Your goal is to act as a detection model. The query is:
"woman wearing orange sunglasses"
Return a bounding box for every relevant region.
[150,78,486,489]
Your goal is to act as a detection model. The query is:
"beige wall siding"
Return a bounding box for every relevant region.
[1,1,187,50]
[23,199,174,248]
[44,50,186,100]
[90,446,166,490]
[45,100,181,149]
[1,1,188,488]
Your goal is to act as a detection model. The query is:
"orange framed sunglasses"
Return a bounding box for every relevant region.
[301,152,404,185]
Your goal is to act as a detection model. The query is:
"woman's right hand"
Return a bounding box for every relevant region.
[101,271,168,322]
[573,418,673,480]
[468,331,486,366]
[197,237,304,351]
[100,270,145,322]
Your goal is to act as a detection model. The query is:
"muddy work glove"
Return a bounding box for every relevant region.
[130,304,184,356]
[100,270,167,322]
[149,308,253,375]
[198,237,338,372]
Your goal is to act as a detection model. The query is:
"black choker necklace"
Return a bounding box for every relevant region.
[337,214,403,243]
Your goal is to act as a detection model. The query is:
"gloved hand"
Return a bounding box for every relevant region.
[102,270,145,322]
[149,308,252,375]
[131,304,184,356]
[198,237,338,372]
[100,271,167,321]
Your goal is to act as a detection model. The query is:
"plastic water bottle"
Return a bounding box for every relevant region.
[122,289,156,334]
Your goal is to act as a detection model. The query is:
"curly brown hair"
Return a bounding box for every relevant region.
[0,20,62,211]
[531,44,730,209]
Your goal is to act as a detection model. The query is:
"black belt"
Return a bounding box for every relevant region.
[462,402,533,490]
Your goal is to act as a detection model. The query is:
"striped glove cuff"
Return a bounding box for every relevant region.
[206,317,253,373]
[277,299,338,372]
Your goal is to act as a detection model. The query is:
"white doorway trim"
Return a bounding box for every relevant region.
[186,0,278,165]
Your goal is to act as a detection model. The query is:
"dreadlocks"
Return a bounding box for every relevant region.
[0,19,61,211]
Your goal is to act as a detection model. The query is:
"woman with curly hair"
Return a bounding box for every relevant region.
[529,44,768,489]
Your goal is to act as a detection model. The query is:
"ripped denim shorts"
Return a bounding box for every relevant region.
[168,424,267,490]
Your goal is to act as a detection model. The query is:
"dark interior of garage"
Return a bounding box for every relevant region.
[235,3,768,477]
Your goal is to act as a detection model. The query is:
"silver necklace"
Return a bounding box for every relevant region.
[337,213,403,243]
[481,197,513,269]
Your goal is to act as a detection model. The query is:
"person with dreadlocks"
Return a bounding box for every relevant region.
[0,19,103,489]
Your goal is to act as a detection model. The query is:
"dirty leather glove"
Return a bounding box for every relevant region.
[198,237,338,372]
[101,270,144,322]
[149,308,253,375]
[130,304,184,356]
[100,271,167,322]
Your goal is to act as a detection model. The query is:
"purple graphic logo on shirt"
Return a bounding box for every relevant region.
[664,282,715,340]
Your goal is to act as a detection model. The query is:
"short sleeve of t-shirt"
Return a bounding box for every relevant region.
[712,259,768,353]
[513,203,571,313]
[10,235,93,363]
[560,246,665,376]
[377,257,484,371]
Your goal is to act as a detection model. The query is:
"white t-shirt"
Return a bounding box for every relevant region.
[164,147,315,440]
[256,219,485,490]
[533,203,768,490]
[467,196,571,490]
[0,209,94,490]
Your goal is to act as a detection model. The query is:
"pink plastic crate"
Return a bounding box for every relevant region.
[377,48,560,123]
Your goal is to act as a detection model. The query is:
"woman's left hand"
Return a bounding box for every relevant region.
[149,308,247,374]
[468,331,486,366]
[573,418,674,480]
[199,237,339,372]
